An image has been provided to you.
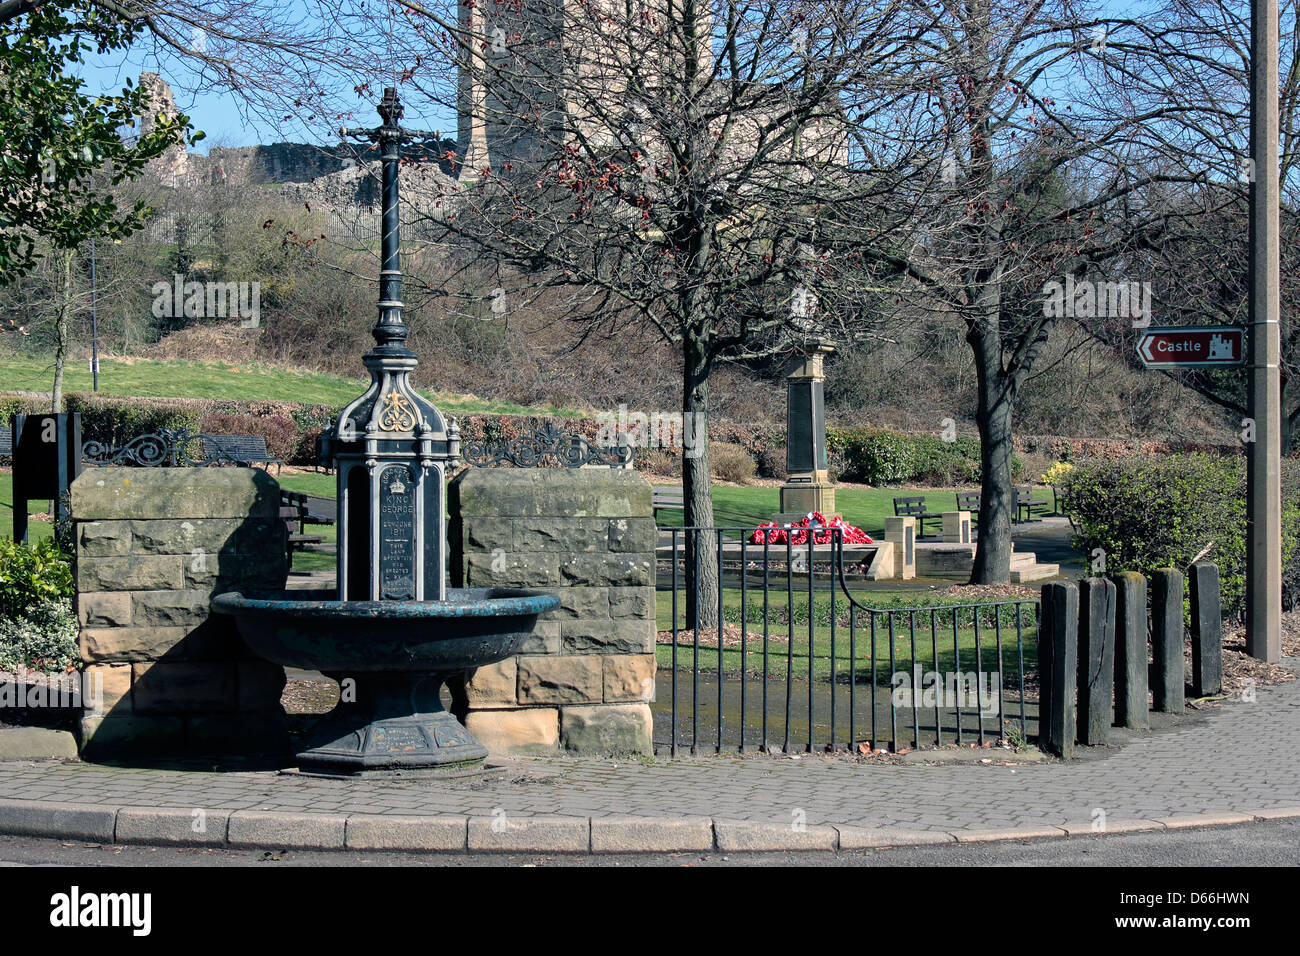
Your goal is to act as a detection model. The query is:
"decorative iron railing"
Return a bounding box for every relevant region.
[82,429,237,467]
[655,526,1041,756]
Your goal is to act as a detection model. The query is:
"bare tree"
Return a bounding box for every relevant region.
[847,0,1214,583]
[1079,1,1300,451]
[385,0,940,624]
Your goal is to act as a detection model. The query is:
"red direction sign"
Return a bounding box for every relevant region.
[1137,326,1245,369]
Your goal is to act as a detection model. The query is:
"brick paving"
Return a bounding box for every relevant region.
[1,667,1298,838]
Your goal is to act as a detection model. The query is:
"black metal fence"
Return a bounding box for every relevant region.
[655,526,1041,756]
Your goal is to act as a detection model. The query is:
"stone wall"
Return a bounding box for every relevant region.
[448,469,656,756]
[70,468,290,758]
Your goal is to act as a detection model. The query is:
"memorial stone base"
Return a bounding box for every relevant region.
[777,478,837,521]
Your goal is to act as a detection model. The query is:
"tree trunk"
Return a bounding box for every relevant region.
[681,335,718,629]
[969,323,1015,584]
[51,246,73,414]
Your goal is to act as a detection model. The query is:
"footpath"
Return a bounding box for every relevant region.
[1,663,1297,853]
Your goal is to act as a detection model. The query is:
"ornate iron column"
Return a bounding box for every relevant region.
[324,88,459,601]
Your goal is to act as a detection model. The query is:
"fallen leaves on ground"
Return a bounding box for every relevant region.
[280,678,338,714]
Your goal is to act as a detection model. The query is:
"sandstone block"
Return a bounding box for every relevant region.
[131,589,211,627]
[517,656,602,704]
[76,520,132,557]
[560,553,653,587]
[76,591,132,628]
[561,618,655,655]
[76,555,184,592]
[464,552,561,587]
[70,467,281,520]
[465,708,559,755]
[608,586,655,620]
[451,468,652,519]
[607,517,657,552]
[80,625,191,663]
[131,661,237,714]
[603,654,657,702]
[79,714,184,757]
[84,663,132,714]
[464,659,518,707]
[559,703,652,754]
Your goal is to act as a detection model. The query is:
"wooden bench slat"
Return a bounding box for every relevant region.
[893,495,938,535]
[202,434,281,472]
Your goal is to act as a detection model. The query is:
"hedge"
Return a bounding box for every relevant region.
[1060,453,1300,619]
[826,426,1022,486]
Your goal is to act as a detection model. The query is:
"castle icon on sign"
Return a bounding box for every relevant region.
[1208,334,1235,361]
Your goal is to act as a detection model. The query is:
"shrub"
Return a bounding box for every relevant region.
[66,393,203,449]
[826,426,1020,486]
[709,442,756,483]
[288,404,341,463]
[0,538,73,621]
[635,447,681,477]
[0,598,79,673]
[841,429,916,484]
[1041,461,1075,485]
[757,445,788,481]
[1060,454,1300,619]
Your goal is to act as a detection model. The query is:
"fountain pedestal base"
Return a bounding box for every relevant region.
[296,673,487,776]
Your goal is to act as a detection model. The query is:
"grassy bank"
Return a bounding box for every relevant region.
[0,355,579,417]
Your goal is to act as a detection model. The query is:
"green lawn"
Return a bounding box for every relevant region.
[654,483,1052,538]
[655,587,1039,682]
[0,355,580,417]
[277,472,337,498]
[0,473,53,545]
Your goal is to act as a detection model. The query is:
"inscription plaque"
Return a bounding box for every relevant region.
[786,380,827,474]
[372,725,428,753]
[379,464,417,600]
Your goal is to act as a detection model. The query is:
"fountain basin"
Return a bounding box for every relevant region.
[212,587,559,775]
[211,587,558,672]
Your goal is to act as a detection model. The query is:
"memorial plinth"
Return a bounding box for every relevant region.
[777,341,838,521]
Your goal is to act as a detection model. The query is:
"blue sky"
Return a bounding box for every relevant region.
[71,7,457,154]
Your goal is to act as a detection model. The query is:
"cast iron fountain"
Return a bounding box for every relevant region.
[213,89,558,775]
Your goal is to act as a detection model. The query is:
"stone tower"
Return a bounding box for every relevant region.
[139,72,190,186]
[455,0,715,181]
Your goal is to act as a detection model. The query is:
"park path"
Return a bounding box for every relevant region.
[0,662,1297,840]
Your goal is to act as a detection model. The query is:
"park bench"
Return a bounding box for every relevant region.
[202,434,282,474]
[653,485,684,524]
[892,495,939,536]
[279,490,334,568]
[1015,485,1051,523]
[955,490,981,524]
